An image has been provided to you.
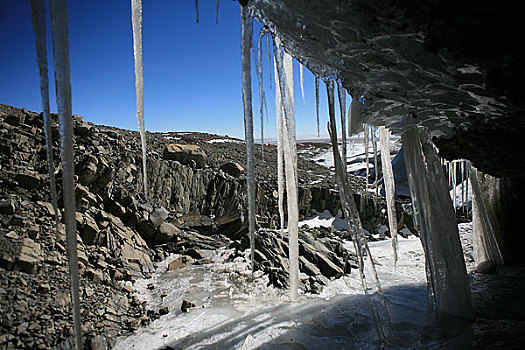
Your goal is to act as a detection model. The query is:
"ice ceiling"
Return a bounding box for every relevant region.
[247,0,525,178]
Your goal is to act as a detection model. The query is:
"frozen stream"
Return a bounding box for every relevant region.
[114,224,476,349]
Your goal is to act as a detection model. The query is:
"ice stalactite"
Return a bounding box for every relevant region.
[194,0,199,23]
[273,37,299,301]
[372,128,379,212]
[300,62,305,105]
[470,164,504,268]
[49,0,82,348]
[337,81,347,173]
[273,57,285,236]
[240,4,256,272]
[452,161,457,211]
[361,124,370,212]
[30,0,58,227]
[379,126,398,264]
[315,76,320,137]
[216,0,219,24]
[402,126,473,320]
[266,32,272,90]
[465,163,470,219]
[326,80,391,342]
[256,28,266,159]
[348,96,363,136]
[131,0,148,197]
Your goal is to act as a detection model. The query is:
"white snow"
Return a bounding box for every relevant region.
[207,138,242,144]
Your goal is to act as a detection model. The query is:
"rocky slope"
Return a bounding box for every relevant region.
[0,104,414,348]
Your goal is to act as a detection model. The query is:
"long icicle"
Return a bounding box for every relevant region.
[379,126,398,264]
[266,31,272,90]
[215,0,219,24]
[49,0,82,348]
[361,124,370,212]
[131,0,148,196]
[337,81,347,173]
[31,0,59,227]
[300,62,305,105]
[315,76,320,137]
[240,4,256,272]
[326,80,391,342]
[257,28,266,160]
[274,57,285,236]
[194,0,199,23]
[274,37,299,301]
[372,127,379,213]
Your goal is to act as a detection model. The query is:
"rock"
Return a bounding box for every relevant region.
[0,199,16,215]
[163,144,206,168]
[167,255,194,271]
[6,231,19,239]
[16,172,43,190]
[15,238,42,274]
[181,300,195,313]
[475,260,500,275]
[158,306,169,315]
[156,222,181,244]
[220,162,244,177]
[150,207,169,227]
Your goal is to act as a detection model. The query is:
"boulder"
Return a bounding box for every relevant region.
[167,255,194,271]
[15,172,43,190]
[0,199,15,215]
[156,222,180,244]
[163,144,206,168]
[15,238,42,274]
[220,162,244,177]
[150,207,169,227]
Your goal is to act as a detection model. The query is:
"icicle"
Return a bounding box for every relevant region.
[257,28,266,160]
[274,37,299,301]
[372,129,379,212]
[465,163,470,219]
[131,0,148,196]
[452,161,457,211]
[361,124,370,212]
[300,62,305,105]
[215,0,219,24]
[326,80,391,342]
[274,57,285,236]
[461,161,465,214]
[240,4,256,272]
[266,31,272,90]
[348,97,363,136]
[49,0,82,347]
[315,76,320,137]
[379,127,398,264]
[337,81,347,173]
[194,0,199,23]
[31,0,59,227]
[402,126,473,320]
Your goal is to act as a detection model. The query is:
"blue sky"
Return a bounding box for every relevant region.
[0,0,344,139]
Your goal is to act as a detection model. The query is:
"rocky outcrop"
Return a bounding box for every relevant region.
[163,143,207,168]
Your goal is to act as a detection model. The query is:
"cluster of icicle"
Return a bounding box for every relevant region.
[30,0,83,348]
[441,158,471,218]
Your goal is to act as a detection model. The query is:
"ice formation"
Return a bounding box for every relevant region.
[348,97,363,136]
[470,164,503,267]
[131,0,148,196]
[337,81,347,172]
[49,0,82,347]
[256,27,266,159]
[402,126,473,320]
[240,4,256,271]
[326,80,391,342]
[379,126,398,264]
[194,0,199,23]
[300,62,305,105]
[315,76,320,137]
[215,0,219,24]
[273,37,299,300]
[372,128,379,211]
[274,58,285,235]
[30,0,58,226]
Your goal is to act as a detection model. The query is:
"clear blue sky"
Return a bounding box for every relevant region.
[0,0,346,139]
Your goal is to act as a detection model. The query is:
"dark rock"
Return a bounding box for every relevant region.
[181,300,195,313]
[163,144,207,168]
[0,199,15,215]
[158,306,169,315]
[475,260,500,275]
[16,172,43,190]
[220,162,244,177]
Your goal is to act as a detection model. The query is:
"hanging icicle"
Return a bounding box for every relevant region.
[194,0,199,23]
[403,126,473,320]
[256,28,266,160]
[300,62,305,105]
[274,57,285,236]
[379,126,398,264]
[266,31,272,90]
[348,96,363,136]
[240,3,256,272]
[273,37,299,301]
[361,124,370,212]
[49,0,82,347]
[326,80,391,342]
[131,0,148,197]
[337,81,347,173]
[216,0,220,24]
[372,128,379,212]
[30,0,59,227]
[315,76,320,137]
